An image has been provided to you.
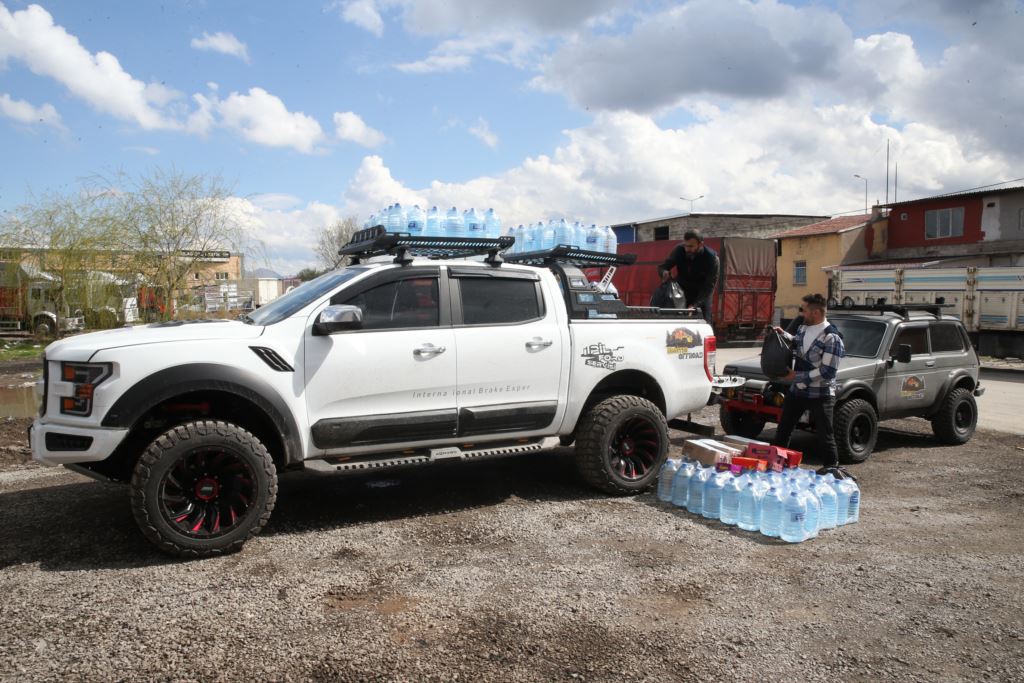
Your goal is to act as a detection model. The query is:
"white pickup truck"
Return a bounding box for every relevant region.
[30,230,715,557]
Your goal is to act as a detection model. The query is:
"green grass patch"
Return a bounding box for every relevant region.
[0,340,46,363]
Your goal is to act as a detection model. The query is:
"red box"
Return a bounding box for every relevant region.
[730,456,768,472]
[743,444,773,460]
[772,446,802,468]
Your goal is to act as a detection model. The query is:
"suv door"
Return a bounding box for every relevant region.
[304,267,458,452]
[928,320,974,394]
[884,322,943,418]
[449,268,567,437]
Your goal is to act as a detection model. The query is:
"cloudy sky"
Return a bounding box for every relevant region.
[1,0,1022,275]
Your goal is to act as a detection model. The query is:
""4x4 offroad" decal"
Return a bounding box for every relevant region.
[580,343,624,371]
[666,327,704,360]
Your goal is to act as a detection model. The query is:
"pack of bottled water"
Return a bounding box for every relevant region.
[657,456,860,543]
[364,204,618,254]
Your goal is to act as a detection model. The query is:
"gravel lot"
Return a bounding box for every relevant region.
[2,406,1023,682]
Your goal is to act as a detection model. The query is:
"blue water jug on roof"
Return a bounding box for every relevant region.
[484,208,502,239]
[446,206,465,237]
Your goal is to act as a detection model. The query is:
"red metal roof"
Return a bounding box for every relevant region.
[881,185,1024,208]
[769,214,870,239]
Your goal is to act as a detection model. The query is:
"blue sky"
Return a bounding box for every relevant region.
[2,0,1022,275]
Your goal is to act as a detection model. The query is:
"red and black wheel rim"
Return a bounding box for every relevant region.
[610,416,661,481]
[158,448,256,539]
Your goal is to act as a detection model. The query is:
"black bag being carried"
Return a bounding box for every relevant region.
[760,327,794,378]
[650,280,686,309]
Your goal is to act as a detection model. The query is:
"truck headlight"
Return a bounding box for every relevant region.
[59,362,112,416]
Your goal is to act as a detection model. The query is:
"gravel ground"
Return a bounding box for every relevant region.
[1,407,1023,682]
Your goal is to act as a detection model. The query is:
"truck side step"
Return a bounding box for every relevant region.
[668,418,716,437]
[305,437,560,473]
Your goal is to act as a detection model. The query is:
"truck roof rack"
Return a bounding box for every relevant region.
[831,302,951,318]
[339,226,514,266]
[504,245,637,267]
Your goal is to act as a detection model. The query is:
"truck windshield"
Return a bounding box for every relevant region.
[832,318,887,357]
[244,267,369,326]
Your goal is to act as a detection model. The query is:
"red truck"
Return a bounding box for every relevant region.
[605,237,776,341]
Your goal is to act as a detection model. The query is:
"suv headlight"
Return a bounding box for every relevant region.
[59,362,112,417]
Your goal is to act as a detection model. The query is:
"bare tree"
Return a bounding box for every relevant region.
[313,216,359,270]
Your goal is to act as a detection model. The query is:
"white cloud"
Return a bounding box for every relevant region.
[334,0,385,36]
[224,197,342,276]
[0,92,64,129]
[333,111,386,147]
[190,31,250,63]
[394,53,470,73]
[123,145,159,155]
[397,0,627,35]
[218,88,325,153]
[468,117,498,148]
[0,3,180,130]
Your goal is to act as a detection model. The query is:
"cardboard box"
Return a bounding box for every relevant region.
[721,434,770,450]
[683,439,742,467]
[772,446,803,468]
[730,456,769,472]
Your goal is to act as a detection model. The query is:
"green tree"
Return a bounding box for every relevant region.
[295,267,322,282]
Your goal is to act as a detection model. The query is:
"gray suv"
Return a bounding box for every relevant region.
[718,305,984,463]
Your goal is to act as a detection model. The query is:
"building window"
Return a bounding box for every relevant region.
[654,226,669,240]
[924,207,964,239]
[193,272,201,280]
[1018,208,1024,232]
[215,272,229,281]
[794,261,807,286]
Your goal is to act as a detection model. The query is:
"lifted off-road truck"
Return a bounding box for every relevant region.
[31,230,716,557]
[719,304,984,463]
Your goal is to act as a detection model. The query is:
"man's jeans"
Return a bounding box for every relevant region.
[772,394,839,468]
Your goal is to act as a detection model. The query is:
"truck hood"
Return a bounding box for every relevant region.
[44,320,264,361]
[722,353,880,384]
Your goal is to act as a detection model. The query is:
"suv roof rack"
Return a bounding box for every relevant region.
[505,245,637,267]
[831,302,951,319]
[339,226,514,266]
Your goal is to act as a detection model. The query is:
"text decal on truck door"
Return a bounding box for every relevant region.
[581,343,624,371]
[666,327,704,360]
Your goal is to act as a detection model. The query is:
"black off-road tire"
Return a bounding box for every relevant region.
[931,387,977,445]
[835,398,878,464]
[719,405,767,439]
[574,395,669,495]
[130,420,277,558]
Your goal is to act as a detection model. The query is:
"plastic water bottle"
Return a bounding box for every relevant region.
[388,203,406,233]
[513,224,527,252]
[657,458,682,503]
[780,491,808,543]
[833,478,859,525]
[670,460,696,508]
[737,482,762,531]
[686,465,712,515]
[720,475,742,526]
[554,218,573,247]
[812,476,838,530]
[584,224,601,252]
[702,470,729,520]
[540,221,556,250]
[465,208,484,237]
[760,487,785,538]
[406,204,425,236]
[604,225,618,254]
[426,206,443,237]
[484,208,502,239]
[364,213,376,230]
[846,478,861,524]
[799,486,821,538]
[446,206,465,237]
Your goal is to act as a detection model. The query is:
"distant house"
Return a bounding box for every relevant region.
[769,214,873,322]
[881,186,1024,265]
[610,212,827,244]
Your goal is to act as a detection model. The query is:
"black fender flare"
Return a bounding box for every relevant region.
[101,364,303,464]
[928,370,976,416]
[836,380,878,409]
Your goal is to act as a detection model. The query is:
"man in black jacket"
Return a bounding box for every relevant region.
[656,229,721,326]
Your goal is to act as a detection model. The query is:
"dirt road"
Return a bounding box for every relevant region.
[2,406,1023,681]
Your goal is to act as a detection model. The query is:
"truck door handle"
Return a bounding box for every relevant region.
[525,338,553,350]
[413,344,446,357]
[925,360,936,367]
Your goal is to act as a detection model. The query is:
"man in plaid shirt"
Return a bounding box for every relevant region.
[772,293,846,470]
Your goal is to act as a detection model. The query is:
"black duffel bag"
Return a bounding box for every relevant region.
[760,327,794,378]
[650,280,686,308]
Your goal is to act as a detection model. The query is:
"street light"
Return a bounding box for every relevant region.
[680,195,704,213]
[853,174,868,215]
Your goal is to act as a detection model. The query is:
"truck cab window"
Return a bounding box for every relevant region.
[460,278,540,325]
[342,277,439,330]
[890,326,929,356]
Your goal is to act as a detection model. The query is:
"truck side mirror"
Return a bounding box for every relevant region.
[313,304,363,335]
[892,343,913,364]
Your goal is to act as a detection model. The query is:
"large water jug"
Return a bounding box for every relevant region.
[846,478,861,524]
[604,225,618,254]
[426,206,443,237]
[387,203,406,233]
[512,224,526,252]
[686,465,712,515]
[657,458,682,503]
[702,470,729,520]
[446,207,465,237]
[670,460,696,508]
[406,204,425,236]
[760,487,785,538]
[364,213,377,230]
[737,482,763,531]
[465,208,485,237]
[812,476,838,529]
[780,491,808,543]
[540,221,557,250]
[554,218,573,247]
[585,224,602,252]
[833,478,859,525]
[798,486,821,538]
[484,208,502,239]
[720,474,743,526]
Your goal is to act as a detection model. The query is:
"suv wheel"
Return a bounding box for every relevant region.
[130,420,277,558]
[835,398,878,464]
[931,387,977,445]
[719,405,766,439]
[575,395,669,495]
